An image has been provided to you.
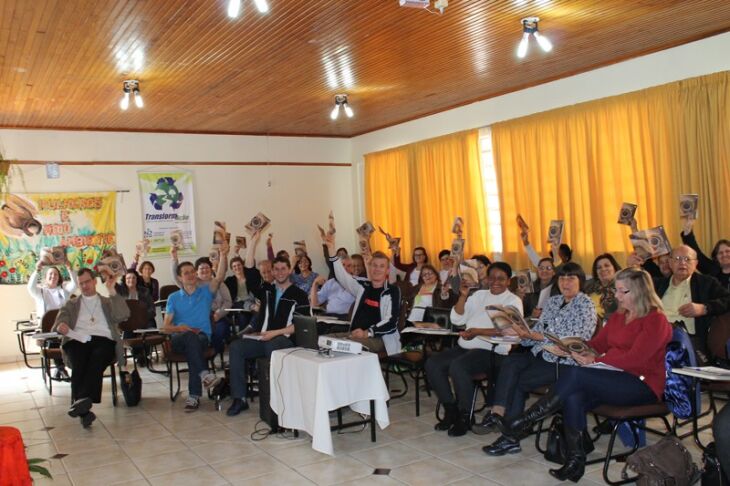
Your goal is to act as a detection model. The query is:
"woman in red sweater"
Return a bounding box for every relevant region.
[496,267,672,482]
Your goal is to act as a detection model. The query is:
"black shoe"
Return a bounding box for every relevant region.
[80,411,96,429]
[68,397,92,418]
[226,398,249,417]
[497,393,562,441]
[448,411,472,437]
[472,412,501,436]
[434,402,459,431]
[549,427,586,483]
[482,435,522,456]
[54,368,70,381]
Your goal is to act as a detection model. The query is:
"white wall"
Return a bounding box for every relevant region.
[0,130,352,362]
[350,32,730,222]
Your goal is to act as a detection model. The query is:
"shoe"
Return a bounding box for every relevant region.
[68,397,92,418]
[80,411,96,429]
[497,393,562,441]
[54,368,70,381]
[482,435,522,456]
[549,427,586,482]
[202,373,222,390]
[184,397,200,412]
[435,402,459,431]
[226,398,249,417]
[472,412,501,436]
[448,411,472,437]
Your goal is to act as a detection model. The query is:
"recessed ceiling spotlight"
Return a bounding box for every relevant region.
[120,80,143,110]
[330,94,354,120]
[228,0,268,18]
[517,17,553,59]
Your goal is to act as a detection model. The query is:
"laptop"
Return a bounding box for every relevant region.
[293,315,319,350]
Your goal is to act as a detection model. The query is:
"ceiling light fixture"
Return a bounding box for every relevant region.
[227,0,268,18]
[517,17,553,59]
[330,94,353,120]
[120,80,143,110]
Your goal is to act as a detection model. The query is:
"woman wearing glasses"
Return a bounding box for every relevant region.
[495,267,672,482]
[405,264,458,323]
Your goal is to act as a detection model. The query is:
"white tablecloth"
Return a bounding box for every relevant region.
[269,348,390,455]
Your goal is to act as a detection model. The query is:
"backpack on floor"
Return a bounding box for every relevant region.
[119,369,142,407]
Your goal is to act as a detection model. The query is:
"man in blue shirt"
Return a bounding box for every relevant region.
[309,257,356,318]
[164,243,228,411]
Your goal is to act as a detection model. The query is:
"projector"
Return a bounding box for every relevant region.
[318,336,363,354]
[399,0,429,8]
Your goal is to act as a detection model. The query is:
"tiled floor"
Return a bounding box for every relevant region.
[0,358,717,485]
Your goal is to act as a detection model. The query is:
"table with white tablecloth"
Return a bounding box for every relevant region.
[269,348,390,455]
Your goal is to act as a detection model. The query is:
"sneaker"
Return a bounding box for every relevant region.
[482,435,521,456]
[80,411,96,429]
[184,397,200,412]
[472,412,501,436]
[68,397,92,418]
[226,398,249,417]
[202,373,222,390]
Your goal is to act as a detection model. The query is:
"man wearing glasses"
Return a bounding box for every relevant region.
[654,245,730,363]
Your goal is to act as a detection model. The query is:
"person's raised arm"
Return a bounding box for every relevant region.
[209,241,229,293]
[26,264,42,299]
[62,262,79,294]
[680,221,717,275]
[170,246,182,288]
[266,233,275,261]
[310,275,327,308]
[324,226,361,296]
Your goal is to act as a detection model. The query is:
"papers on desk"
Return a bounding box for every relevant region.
[34,329,91,343]
[585,362,623,372]
[401,327,459,336]
[33,332,60,341]
[133,328,162,334]
[673,366,730,381]
[316,317,351,326]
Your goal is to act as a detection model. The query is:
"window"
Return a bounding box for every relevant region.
[479,127,502,254]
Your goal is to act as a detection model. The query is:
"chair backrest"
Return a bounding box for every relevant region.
[664,325,701,419]
[41,309,60,333]
[118,300,151,333]
[708,312,730,363]
[423,306,452,328]
[158,285,179,302]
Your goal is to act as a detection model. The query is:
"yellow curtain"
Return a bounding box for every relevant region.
[493,71,730,271]
[364,129,490,262]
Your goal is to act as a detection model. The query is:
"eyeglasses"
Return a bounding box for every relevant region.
[538,265,554,271]
[421,272,436,278]
[672,256,696,263]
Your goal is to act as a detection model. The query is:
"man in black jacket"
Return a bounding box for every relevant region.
[226,232,308,416]
[654,245,730,363]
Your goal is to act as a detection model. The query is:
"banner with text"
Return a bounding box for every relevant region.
[138,170,197,257]
[0,192,116,285]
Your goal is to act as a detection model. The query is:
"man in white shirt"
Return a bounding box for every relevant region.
[53,268,130,428]
[425,261,523,437]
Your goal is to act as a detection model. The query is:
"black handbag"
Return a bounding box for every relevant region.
[702,442,729,486]
[119,369,142,406]
[544,415,595,464]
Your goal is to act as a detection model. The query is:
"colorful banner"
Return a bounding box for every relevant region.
[138,170,197,256]
[0,192,116,285]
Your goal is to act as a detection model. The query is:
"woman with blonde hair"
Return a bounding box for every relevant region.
[495,267,672,482]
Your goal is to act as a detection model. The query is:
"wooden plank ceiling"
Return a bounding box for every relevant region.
[1,0,729,137]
